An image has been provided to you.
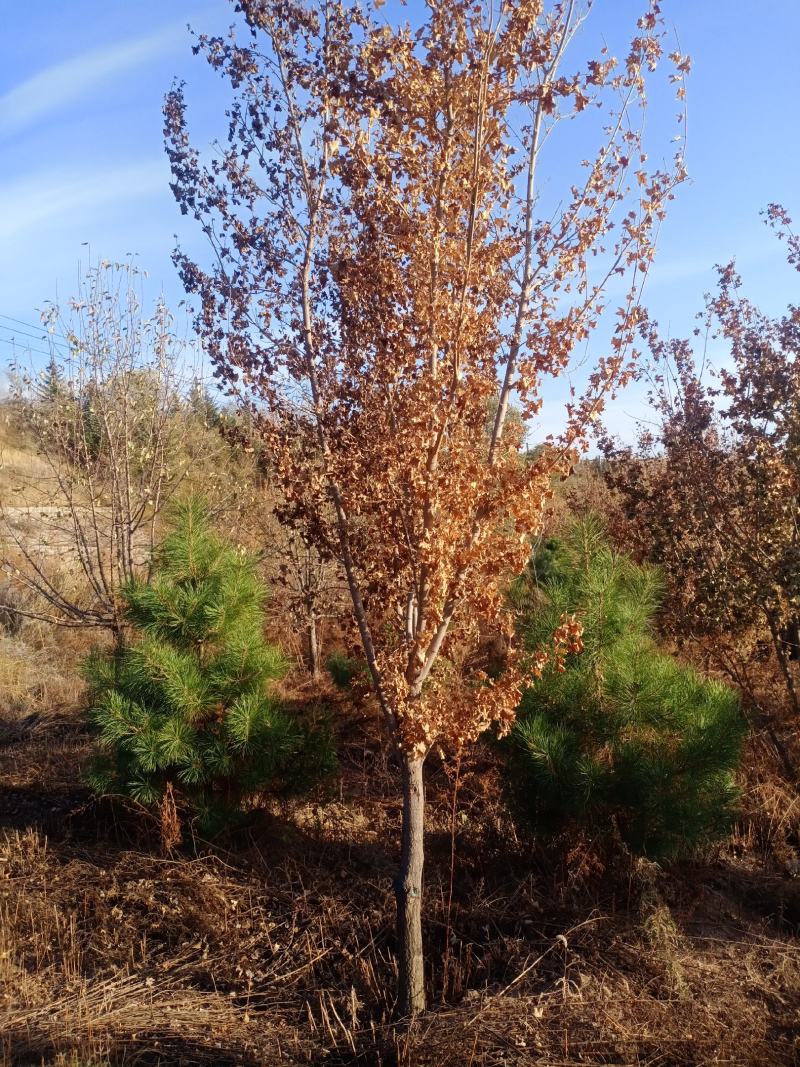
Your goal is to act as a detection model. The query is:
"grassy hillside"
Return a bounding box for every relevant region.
[0,408,57,506]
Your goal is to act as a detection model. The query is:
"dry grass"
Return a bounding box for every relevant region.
[735,729,800,882]
[1,702,799,1067]
[0,605,89,723]
[0,410,57,507]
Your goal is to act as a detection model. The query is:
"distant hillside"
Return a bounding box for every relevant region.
[0,403,56,506]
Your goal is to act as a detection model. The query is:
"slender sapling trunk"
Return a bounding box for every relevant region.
[396,753,426,1017]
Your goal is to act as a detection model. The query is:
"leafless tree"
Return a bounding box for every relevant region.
[1,262,200,649]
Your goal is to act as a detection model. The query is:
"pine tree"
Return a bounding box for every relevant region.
[507,517,745,859]
[187,378,221,429]
[35,355,67,403]
[83,498,335,834]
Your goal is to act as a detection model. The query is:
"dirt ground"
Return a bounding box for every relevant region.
[1,688,799,1067]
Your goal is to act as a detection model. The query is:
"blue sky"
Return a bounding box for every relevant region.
[1,1,798,438]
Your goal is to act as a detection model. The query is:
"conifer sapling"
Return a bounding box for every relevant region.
[508,517,745,859]
[84,498,334,835]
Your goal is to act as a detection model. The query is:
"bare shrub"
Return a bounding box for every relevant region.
[1,262,259,648]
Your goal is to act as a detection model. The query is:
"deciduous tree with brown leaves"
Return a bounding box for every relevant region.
[603,207,800,775]
[165,0,686,1015]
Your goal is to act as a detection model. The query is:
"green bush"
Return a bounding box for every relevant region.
[83,498,335,833]
[325,650,366,690]
[507,517,745,859]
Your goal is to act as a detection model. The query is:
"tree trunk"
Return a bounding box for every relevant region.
[396,753,426,1017]
[767,612,800,715]
[783,617,800,662]
[307,615,321,680]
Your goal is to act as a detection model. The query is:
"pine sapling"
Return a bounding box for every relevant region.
[508,517,745,859]
[83,498,335,837]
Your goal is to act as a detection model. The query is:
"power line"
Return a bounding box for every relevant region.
[0,313,46,331]
[0,336,54,359]
[0,314,70,348]
[0,323,69,352]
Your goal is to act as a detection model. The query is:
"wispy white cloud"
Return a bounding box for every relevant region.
[0,160,168,242]
[647,238,790,292]
[0,24,184,138]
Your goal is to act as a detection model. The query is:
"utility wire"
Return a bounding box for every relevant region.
[0,336,54,359]
[0,313,71,348]
[0,323,69,352]
[0,312,48,331]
